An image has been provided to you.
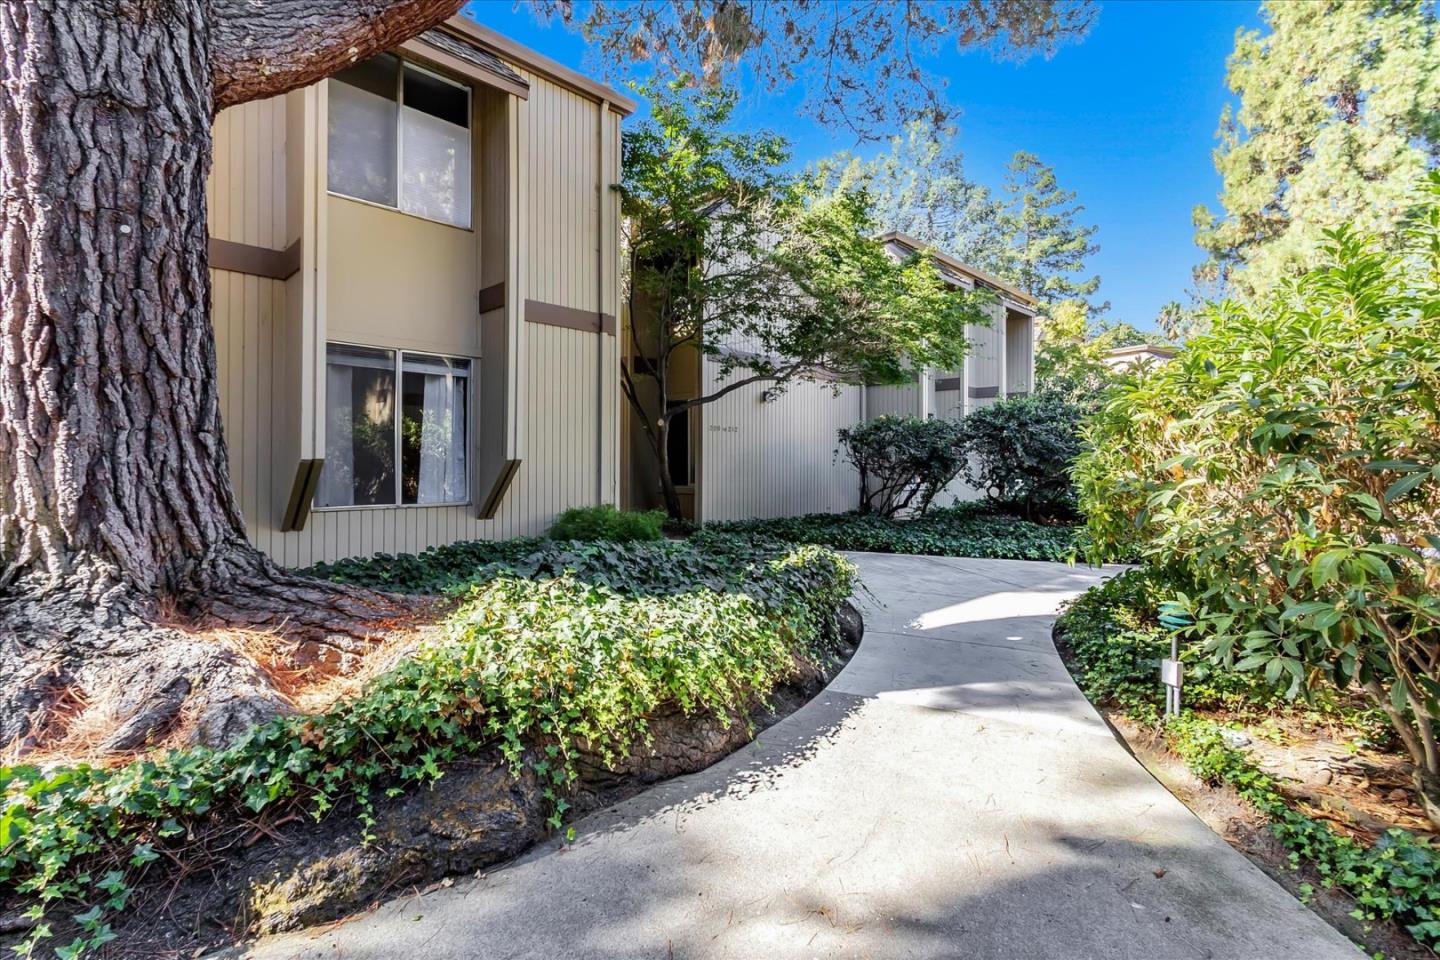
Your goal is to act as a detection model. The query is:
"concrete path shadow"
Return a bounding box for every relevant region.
[239,553,1358,960]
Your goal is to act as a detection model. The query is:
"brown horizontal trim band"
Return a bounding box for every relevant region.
[478,282,505,314]
[398,36,530,101]
[210,237,301,280]
[934,377,964,392]
[968,385,1000,399]
[282,458,324,532]
[525,299,615,336]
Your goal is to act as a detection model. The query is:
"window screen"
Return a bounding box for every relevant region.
[327,54,399,207]
[327,56,471,228]
[317,345,472,509]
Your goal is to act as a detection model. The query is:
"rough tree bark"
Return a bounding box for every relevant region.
[0,0,461,754]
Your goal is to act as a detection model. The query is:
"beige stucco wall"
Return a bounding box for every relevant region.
[326,196,478,356]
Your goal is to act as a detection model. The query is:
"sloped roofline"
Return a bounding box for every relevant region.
[446,14,638,116]
[879,230,1037,309]
[1105,343,1178,358]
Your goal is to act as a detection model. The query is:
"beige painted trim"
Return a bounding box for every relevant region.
[447,15,637,116]
[209,237,301,280]
[398,36,530,100]
[525,299,616,335]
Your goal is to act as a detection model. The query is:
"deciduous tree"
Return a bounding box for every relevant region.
[622,82,987,519]
[525,0,1095,139]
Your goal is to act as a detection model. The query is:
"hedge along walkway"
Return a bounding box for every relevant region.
[243,554,1356,960]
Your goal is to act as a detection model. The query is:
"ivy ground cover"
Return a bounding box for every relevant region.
[1056,571,1440,952]
[1,537,857,959]
[701,502,1082,562]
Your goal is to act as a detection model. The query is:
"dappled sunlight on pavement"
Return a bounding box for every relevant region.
[243,554,1357,960]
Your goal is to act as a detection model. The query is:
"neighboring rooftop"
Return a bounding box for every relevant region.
[880,231,1038,309]
[1104,343,1178,359]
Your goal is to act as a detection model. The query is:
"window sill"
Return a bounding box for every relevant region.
[327,191,474,233]
[311,500,474,513]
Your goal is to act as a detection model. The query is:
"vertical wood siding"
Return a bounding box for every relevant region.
[209,67,623,565]
[967,301,1006,412]
[1005,313,1034,395]
[698,362,863,522]
[208,96,287,247]
[864,383,921,419]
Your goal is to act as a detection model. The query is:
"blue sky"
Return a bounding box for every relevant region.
[464,0,1263,330]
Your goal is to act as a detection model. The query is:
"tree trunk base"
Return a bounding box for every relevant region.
[0,553,423,758]
[1413,768,1440,829]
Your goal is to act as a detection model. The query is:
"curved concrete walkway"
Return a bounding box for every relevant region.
[245,554,1357,960]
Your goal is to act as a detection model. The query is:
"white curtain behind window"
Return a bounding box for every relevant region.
[415,372,466,503]
[320,363,354,507]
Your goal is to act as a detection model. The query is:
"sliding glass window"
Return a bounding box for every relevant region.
[326,53,472,228]
[317,344,470,508]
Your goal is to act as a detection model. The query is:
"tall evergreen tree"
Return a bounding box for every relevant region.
[997,151,1101,305]
[816,121,1006,270]
[1194,0,1440,298]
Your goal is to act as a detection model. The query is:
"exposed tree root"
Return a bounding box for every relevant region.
[0,547,431,759]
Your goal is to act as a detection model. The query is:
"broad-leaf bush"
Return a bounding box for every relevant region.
[836,415,967,517]
[1055,568,1268,720]
[1076,173,1440,811]
[960,392,1085,520]
[2,538,856,958]
[1059,574,1435,947]
[702,502,1080,562]
[547,504,666,543]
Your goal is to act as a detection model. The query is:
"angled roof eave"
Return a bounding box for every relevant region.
[445,15,638,116]
[879,230,1038,310]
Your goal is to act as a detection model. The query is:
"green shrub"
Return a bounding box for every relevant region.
[1077,175,1440,797]
[837,415,967,517]
[1056,568,1272,721]
[702,502,1080,562]
[2,538,856,959]
[960,391,1085,520]
[1166,716,1440,949]
[548,504,667,543]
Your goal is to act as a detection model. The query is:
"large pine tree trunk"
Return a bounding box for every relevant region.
[0,0,460,755]
[0,0,250,601]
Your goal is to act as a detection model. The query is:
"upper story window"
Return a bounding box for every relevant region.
[327,53,472,229]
